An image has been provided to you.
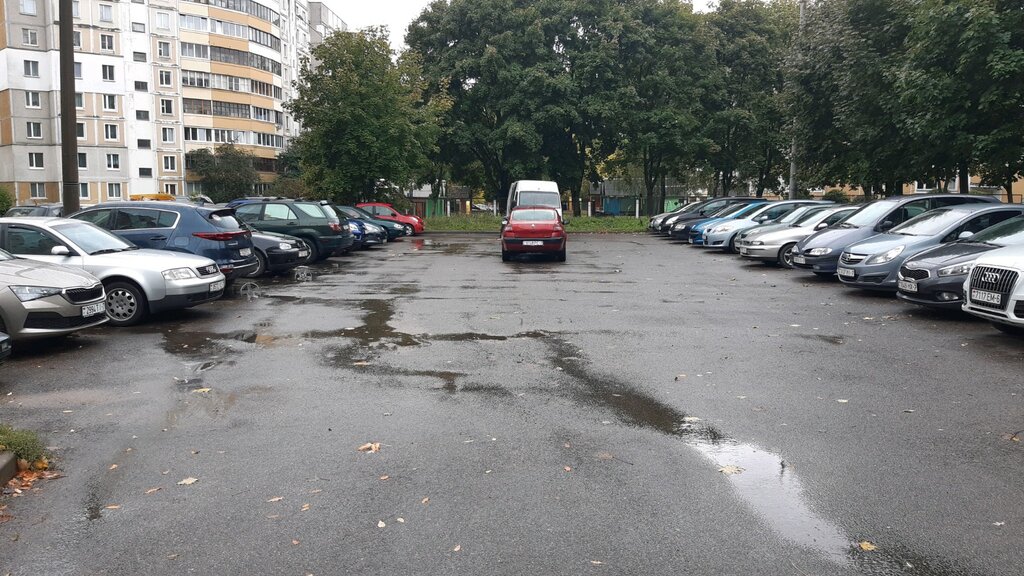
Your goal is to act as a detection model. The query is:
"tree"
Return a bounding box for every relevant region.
[186,144,260,203]
[0,186,13,214]
[287,28,444,204]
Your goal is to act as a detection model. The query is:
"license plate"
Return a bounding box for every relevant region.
[210,279,226,292]
[739,247,748,255]
[240,248,252,256]
[897,280,918,293]
[837,267,855,278]
[298,250,309,258]
[971,289,1001,305]
[523,241,543,246]
[82,302,105,317]
[794,256,806,264]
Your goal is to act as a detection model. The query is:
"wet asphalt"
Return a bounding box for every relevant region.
[1,233,1022,576]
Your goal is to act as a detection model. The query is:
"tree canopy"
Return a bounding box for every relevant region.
[186,144,260,204]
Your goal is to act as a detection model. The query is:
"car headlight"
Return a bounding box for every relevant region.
[938,263,971,277]
[807,247,832,256]
[750,241,764,246]
[10,285,63,302]
[866,245,905,265]
[279,242,293,250]
[162,267,198,281]
[672,223,684,230]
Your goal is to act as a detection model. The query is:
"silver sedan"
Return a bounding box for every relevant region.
[737,206,859,267]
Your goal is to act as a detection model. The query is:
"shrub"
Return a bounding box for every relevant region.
[823,190,850,204]
[0,186,13,214]
[0,424,47,464]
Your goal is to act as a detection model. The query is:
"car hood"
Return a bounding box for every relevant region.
[797,226,875,251]
[845,233,933,256]
[754,226,817,244]
[973,244,1024,269]
[85,248,217,270]
[0,257,101,288]
[693,217,728,231]
[903,242,997,270]
[742,222,790,238]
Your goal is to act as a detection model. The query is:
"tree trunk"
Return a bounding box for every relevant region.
[885,180,901,197]
[722,171,734,196]
[658,174,667,215]
[958,160,970,194]
[711,171,721,198]
[1004,169,1015,203]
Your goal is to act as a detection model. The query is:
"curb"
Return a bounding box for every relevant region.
[0,451,16,486]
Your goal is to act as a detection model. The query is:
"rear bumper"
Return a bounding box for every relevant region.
[502,238,565,252]
[266,248,303,272]
[218,257,259,280]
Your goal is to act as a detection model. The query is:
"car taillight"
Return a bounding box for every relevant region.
[193,231,248,241]
[329,222,342,232]
[504,230,516,238]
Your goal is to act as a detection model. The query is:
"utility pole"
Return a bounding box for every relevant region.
[59,0,80,213]
[788,0,807,200]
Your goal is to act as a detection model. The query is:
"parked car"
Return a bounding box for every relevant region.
[0,218,225,326]
[334,205,407,241]
[501,206,566,262]
[356,202,425,235]
[700,200,832,252]
[69,201,258,281]
[738,205,860,267]
[688,202,771,245]
[962,244,1024,335]
[0,331,10,362]
[791,194,1001,277]
[655,197,759,234]
[5,203,63,217]
[668,200,765,240]
[238,223,308,277]
[230,199,354,264]
[346,218,386,249]
[896,216,1024,310]
[836,204,1024,291]
[0,247,108,340]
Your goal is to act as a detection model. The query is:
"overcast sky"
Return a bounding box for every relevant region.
[324,0,717,50]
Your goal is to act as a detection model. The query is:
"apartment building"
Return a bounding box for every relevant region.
[0,0,341,206]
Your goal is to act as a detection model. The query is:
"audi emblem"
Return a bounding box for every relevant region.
[982,271,1001,283]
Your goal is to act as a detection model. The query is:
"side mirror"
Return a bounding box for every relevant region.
[50,245,70,256]
[878,220,895,232]
[754,215,768,223]
[814,222,829,231]
[958,231,974,240]
[501,219,508,227]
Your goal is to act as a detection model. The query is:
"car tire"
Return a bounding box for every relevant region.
[299,239,319,264]
[727,235,738,253]
[777,243,797,268]
[245,250,267,278]
[991,322,1024,337]
[501,250,510,262]
[401,224,413,236]
[557,249,566,262]
[105,281,147,327]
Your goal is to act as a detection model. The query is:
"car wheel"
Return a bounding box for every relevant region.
[777,243,797,268]
[299,239,319,264]
[244,250,267,278]
[991,322,1024,337]
[557,249,567,262]
[403,224,414,236]
[105,281,147,326]
[501,250,510,262]
[727,235,738,253]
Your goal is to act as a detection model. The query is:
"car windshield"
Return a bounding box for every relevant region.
[347,206,375,220]
[511,209,558,222]
[890,208,962,236]
[207,210,245,230]
[518,192,560,208]
[838,201,897,228]
[777,206,813,224]
[968,215,1024,246]
[729,203,765,219]
[793,207,831,226]
[52,221,136,254]
[6,207,39,216]
[711,203,749,218]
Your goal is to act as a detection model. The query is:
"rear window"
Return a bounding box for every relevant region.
[207,210,244,230]
[518,191,560,208]
[511,208,558,222]
[295,203,329,219]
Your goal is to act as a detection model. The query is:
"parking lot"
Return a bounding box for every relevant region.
[2,233,1022,575]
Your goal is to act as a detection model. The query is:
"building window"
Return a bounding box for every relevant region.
[72,0,79,18]
[26,122,42,139]
[74,62,82,79]
[107,183,122,199]
[180,43,209,59]
[79,183,90,199]
[30,183,46,199]
[138,139,151,149]
[160,99,173,115]
[102,94,117,111]
[158,42,171,59]
[102,65,115,81]
[23,60,39,78]
[75,92,83,108]
[156,12,170,29]
[164,183,177,195]
[159,70,173,86]
[101,34,115,51]
[76,122,85,138]
[28,153,44,168]
[22,29,38,46]
[104,124,118,140]
[139,168,153,178]
[19,0,38,16]
[106,154,120,169]
[163,156,176,171]
[99,4,113,22]
[136,110,150,121]
[25,91,41,108]
[78,152,88,168]
[132,22,145,33]
[161,127,175,143]
[134,52,147,62]
[72,31,82,48]
[134,81,148,91]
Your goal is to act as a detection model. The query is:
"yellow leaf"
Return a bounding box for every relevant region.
[109,464,118,470]
[377,520,386,528]
[421,497,429,505]
[379,475,390,481]
[357,442,380,453]
[104,504,121,510]
[718,465,744,476]
[267,496,284,502]
[145,487,162,495]
[397,517,405,523]
[452,545,461,552]
[301,503,310,512]
[192,388,212,394]
[859,541,877,551]
[177,477,198,485]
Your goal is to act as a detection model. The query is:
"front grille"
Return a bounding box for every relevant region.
[197,264,220,276]
[969,266,1019,310]
[24,312,104,330]
[63,285,104,304]
[899,266,929,281]
[841,252,866,265]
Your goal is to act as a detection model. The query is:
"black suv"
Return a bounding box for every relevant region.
[231,199,354,264]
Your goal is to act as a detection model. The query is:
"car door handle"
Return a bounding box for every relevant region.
[149,235,167,241]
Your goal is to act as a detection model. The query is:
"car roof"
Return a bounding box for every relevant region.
[0,216,66,224]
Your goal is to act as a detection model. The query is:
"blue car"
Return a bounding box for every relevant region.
[70,202,259,281]
[688,202,769,245]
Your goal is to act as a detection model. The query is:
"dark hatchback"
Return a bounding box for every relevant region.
[231,199,354,264]
[69,202,259,281]
[239,224,308,277]
[896,216,1024,310]
[668,200,765,240]
[335,205,407,241]
[655,197,760,234]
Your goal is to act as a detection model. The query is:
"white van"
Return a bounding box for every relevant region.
[506,180,566,222]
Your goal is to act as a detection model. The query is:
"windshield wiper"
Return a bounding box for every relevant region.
[90,248,121,255]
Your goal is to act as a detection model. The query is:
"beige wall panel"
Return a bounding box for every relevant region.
[210,36,249,52]
[210,117,260,131]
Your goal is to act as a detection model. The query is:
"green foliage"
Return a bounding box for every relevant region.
[287,28,445,204]
[186,144,260,203]
[0,424,47,463]
[0,186,13,214]
[822,189,851,203]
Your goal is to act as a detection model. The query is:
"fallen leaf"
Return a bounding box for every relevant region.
[167,554,179,559]
[191,388,212,394]
[397,517,405,523]
[836,399,849,403]
[564,466,572,472]
[377,520,386,528]
[357,442,381,453]
[301,503,310,512]
[379,475,390,481]
[674,374,686,381]
[563,442,571,448]
[352,361,370,366]
[267,496,284,502]
[993,521,1005,526]
[109,464,118,470]
[177,477,198,486]
[859,541,877,551]
[292,539,300,546]
[903,409,915,413]
[591,560,604,565]
[452,545,461,552]
[309,489,322,494]
[145,487,161,495]
[719,465,744,476]
[104,504,121,510]
[421,497,429,505]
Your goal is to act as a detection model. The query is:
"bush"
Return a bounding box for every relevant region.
[0,186,13,214]
[823,190,851,204]
[0,424,47,463]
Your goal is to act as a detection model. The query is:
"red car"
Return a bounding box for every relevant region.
[501,206,567,262]
[355,202,425,235]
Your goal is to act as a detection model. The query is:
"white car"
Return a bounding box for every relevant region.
[0,218,226,326]
[961,244,1024,335]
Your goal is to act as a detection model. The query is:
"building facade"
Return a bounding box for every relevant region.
[0,0,342,206]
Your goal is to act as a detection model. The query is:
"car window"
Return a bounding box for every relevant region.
[699,199,731,214]
[234,204,262,222]
[935,196,988,208]
[52,221,135,253]
[264,204,298,221]
[207,210,244,230]
[890,208,959,236]
[971,215,1024,246]
[883,200,929,228]
[5,226,62,256]
[73,208,114,228]
[944,210,1023,242]
[294,203,328,219]
[157,211,178,228]
[793,207,829,225]
[823,208,856,226]
[759,205,795,221]
[518,191,560,208]
[112,208,165,230]
[510,209,558,221]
